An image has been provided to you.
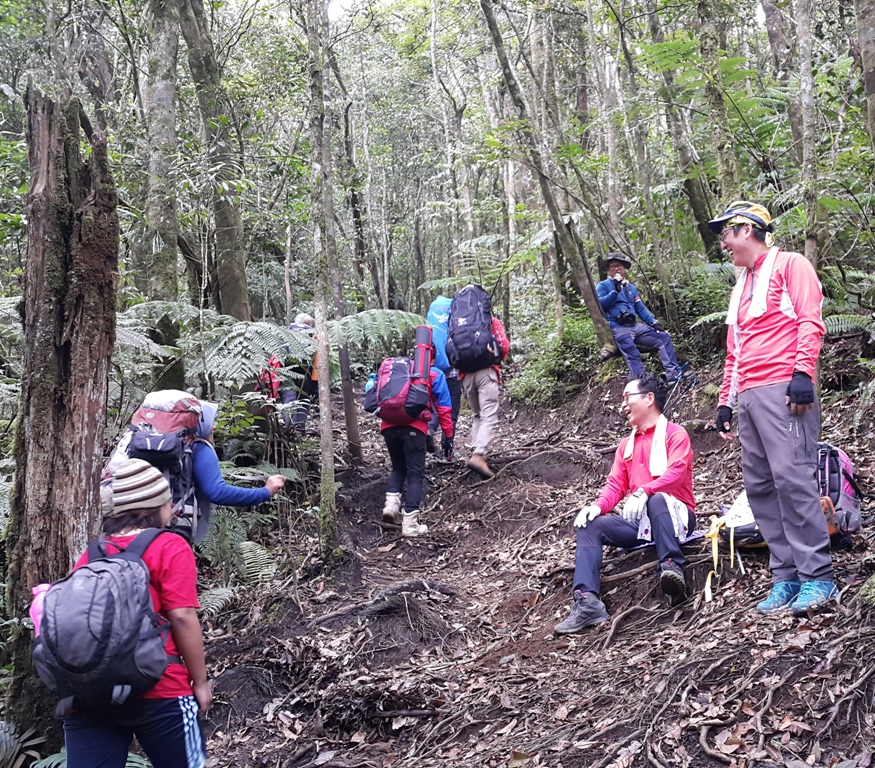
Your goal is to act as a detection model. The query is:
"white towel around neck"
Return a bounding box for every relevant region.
[623,413,668,477]
[725,246,779,327]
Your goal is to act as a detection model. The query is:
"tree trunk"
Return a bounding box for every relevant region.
[857,0,875,150]
[179,0,251,320]
[647,0,718,256]
[797,0,819,268]
[7,91,118,737]
[763,0,804,160]
[480,0,613,349]
[698,0,740,201]
[144,0,185,389]
[308,0,337,546]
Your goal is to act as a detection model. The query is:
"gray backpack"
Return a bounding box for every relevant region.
[33,529,179,715]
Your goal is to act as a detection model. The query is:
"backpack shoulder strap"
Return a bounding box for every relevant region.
[841,467,869,500]
[120,528,169,560]
[86,534,107,563]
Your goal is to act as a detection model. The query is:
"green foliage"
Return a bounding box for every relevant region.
[33,748,149,768]
[0,721,44,768]
[507,309,601,407]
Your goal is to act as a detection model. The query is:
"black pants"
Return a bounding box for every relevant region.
[383,426,427,512]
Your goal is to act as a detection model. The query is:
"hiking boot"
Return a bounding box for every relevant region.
[789,580,838,616]
[402,510,428,537]
[756,579,802,614]
[466,454,495,479]
[381,492,402,525]
[554,590,609,634]
[659,559,686,602]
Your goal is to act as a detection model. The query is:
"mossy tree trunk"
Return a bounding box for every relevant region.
[6,91,118,738]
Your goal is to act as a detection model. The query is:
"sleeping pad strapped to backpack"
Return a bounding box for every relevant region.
[364,325,434,425]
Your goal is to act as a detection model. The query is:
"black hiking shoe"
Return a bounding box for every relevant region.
[659,559,686,603]
[554,590,609,634]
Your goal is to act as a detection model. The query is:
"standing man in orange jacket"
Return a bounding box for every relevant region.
[710,201,835,616]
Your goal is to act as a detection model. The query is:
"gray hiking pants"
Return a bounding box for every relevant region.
[461,367,500,456]
[738,382,833,583]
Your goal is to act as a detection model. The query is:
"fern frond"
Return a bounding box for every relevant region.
[114,327,167,357]
[699,263,737,281]
[329,309,424,351]
[235,541,277,583]
[196,507,248,572]
[690,311,727,329]
[824,313,875,335]
[198,586,242,618]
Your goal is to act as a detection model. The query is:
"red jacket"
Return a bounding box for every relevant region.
[594,421,695,514]
[720,249,825,408]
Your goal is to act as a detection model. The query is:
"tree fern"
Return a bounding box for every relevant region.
[196,507,248,583]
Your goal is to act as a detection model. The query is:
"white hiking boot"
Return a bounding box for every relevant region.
[402,510,428,537]
[382,492,402,525]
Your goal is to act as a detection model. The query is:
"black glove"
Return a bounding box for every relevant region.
[716,405,733,433]
[613,276,623,292]
[786,371,815,406]
[651,322,664,333]
[441,436,454,460]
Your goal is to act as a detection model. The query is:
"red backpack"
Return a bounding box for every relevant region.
[102,390,206,541]
[364,326,433,425]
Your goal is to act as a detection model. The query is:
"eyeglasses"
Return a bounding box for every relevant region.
[622,392,648,403]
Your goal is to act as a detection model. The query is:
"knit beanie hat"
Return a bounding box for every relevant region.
[106,459,172,517]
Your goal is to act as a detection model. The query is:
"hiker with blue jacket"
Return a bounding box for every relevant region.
[597,253,684,382]
[191,402,286,539]
[427,295,462,459]
[555,374,695,634]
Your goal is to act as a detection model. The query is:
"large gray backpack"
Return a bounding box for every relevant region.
[33,529,179,715]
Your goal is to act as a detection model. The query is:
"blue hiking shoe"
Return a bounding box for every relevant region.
[756,580,802,614]
[789,580,838,616]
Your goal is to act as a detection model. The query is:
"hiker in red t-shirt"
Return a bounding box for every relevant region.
[64,459,210,768]
[709,201,835,616]
[555,374,695,634]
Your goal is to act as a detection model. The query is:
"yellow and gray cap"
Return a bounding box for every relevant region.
[707,201,774,233]
[105,458,171,517]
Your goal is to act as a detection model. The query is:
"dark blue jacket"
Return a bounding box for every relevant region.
[596,278,657,330]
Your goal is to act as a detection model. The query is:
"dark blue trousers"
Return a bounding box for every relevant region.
[573,494,689,594]
[64,696,205,768]
[613,325,680,379]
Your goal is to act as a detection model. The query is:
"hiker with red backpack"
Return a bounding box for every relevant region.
[104,391,286,543]
[365,327,454,537]
[555,374,695,634]
[446,284,510,479]
[38,459,210,767]
[256,312,319,435]
[710,201,836,616]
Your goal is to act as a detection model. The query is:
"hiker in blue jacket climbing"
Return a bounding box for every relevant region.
[191,402,286,540]
[596,253,685,382]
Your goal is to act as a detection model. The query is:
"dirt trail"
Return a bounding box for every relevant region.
[201,370,875,768]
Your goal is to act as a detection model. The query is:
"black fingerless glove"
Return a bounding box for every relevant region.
[716,405,733,433]
[786,371,815,405]
[613,277,623,292]
[651,322,664,332]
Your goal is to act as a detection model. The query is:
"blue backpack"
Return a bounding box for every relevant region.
[427,295,452,373]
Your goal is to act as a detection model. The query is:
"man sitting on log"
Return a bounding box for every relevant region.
[555,373,696,634]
